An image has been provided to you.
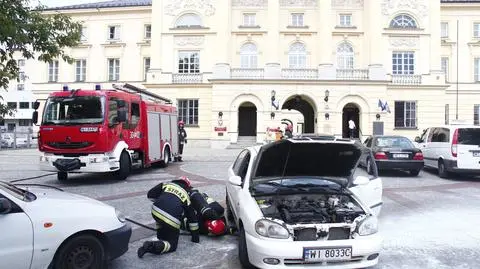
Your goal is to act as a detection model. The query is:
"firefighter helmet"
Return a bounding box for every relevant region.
[205,219,226,236]
[177,176,191,188]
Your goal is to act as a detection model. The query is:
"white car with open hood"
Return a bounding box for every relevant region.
[225,138,383,269]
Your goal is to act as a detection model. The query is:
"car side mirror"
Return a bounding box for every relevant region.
[0,198,12,214]
[117,110,127,123]
[32,111,39,124]
[414,136,421,143]
[228,175,242,186]
[353,176,370,186]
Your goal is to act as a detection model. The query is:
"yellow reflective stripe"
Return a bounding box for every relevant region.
[189,223,199,231]
[206,197,214,204]
[162,241,171,253]
[151,206,180,229]
[162,183,190,204]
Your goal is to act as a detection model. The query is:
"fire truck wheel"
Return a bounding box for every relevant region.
[57,172,68,181]
[115,151,131,180]
[159,147,170,168]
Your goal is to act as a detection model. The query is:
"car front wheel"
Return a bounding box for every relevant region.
[238,226,255,269]
[53,234,105,269]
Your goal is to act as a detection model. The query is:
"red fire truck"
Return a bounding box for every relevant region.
[32,83,179,181]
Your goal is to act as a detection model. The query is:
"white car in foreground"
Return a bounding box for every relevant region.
[0,181,131,269]
[226,138,383,269]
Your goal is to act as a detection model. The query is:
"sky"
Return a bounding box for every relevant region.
[36,0,99,8]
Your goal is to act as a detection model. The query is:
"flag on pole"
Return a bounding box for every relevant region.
[378,99,391,113]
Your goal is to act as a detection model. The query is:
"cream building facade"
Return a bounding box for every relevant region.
[31,0,480,148]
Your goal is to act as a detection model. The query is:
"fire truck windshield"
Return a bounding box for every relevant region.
[42,96,105,125]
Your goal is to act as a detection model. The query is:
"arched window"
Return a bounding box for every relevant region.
[337,42,354,69]
[175,13,202,28]
[389,14,417,29]
[240,43,258,68]
[288,42,306,68]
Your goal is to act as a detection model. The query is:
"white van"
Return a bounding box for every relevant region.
[414,125,480,178]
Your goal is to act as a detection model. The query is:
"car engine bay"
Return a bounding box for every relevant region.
[256,193,368,241]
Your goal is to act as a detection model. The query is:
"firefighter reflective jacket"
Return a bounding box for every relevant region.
[147,182,199,235]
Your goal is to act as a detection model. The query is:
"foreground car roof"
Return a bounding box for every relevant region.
[250,139,364,185]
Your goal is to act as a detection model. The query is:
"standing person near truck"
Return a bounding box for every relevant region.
[176,121,188,162]
[137,176,199,258]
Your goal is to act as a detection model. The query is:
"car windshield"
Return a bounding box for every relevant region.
[0,181,36,202]
[375,136,413,148]
[42,96,105,125]
[458,128,480,145]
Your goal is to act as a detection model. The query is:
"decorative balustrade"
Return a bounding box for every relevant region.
[391,74,422,85]
[281,68,318,79]
[172,73,203,84]
[230,68,265,79]
[336,69,369,80]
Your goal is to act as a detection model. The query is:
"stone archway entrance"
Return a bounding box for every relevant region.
[238,102,257,136]
[281,95,316,133]
[342,102,360,138]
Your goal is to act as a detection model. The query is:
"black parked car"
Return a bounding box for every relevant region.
[360,135,424,176]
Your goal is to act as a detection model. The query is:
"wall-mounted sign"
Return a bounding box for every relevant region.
[214,127,227,132]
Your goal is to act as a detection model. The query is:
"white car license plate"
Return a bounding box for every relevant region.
[393,153,409,158]
[473,152,480,157]
[303,247,352,262]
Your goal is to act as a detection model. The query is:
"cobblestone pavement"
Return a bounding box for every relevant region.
[1,147,480,269]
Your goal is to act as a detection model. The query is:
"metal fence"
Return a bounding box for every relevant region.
[0,131,38,150]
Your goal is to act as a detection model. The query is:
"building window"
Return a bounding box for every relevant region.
[441,22,448,38]
[178,99,199,125]
[81,26,88,42]
[144,24,151,39]
[240,43,258,68]
[143,57,151,81]
[441,57,449,82]
[243,13,256,26]
[19,119,31,126]
[19,72,26,81]
[394,101,417,128]
[339,14,352,27]
[18,59,25,68]
[108,58,120,81]
[475,58,480,82]
[392,51,415,75]
[474,23,480,38]
[389,14,417,29]
[445,104,449,125]
[48,60,59,82]
[108,25,120,40]
[19,102,29,109]
[291,13,304,27]
[337,42,354,69]
[75,59,87,82]
[175,13,202,28]
[178,51,200,73]
[288,42,306,68]
[7,102,17,109]
[17,84,25,91]
[474,104,480,125]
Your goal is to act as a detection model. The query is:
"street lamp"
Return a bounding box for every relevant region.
[271,90,276,101]
[324,89,330,103]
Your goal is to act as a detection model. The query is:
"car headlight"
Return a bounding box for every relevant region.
[357,216,378,236]
[255,219,289,239]
[115,209,126,223]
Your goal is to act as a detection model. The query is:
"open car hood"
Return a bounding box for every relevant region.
[251,139,364,187]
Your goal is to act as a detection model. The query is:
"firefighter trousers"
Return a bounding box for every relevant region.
[143,220,180,255]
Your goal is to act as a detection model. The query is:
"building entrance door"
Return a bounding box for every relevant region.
[238,102,257,136]
[342,103,360,138]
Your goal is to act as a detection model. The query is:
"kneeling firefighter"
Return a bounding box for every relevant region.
[183,189,229,236]
[138,176,200,258]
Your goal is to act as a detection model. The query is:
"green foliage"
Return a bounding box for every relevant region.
[0,0,81,118]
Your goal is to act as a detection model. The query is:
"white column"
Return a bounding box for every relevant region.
[366,0,382,65]
[150,0,163,71]
[429,1,441,71]
[266,0,280,63]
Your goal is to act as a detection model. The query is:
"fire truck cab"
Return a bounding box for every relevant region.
[32,84,178,181]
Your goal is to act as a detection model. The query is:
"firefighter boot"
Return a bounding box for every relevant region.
[137,241,154,258]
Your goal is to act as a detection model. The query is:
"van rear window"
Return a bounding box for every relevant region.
[458,128,480,145]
